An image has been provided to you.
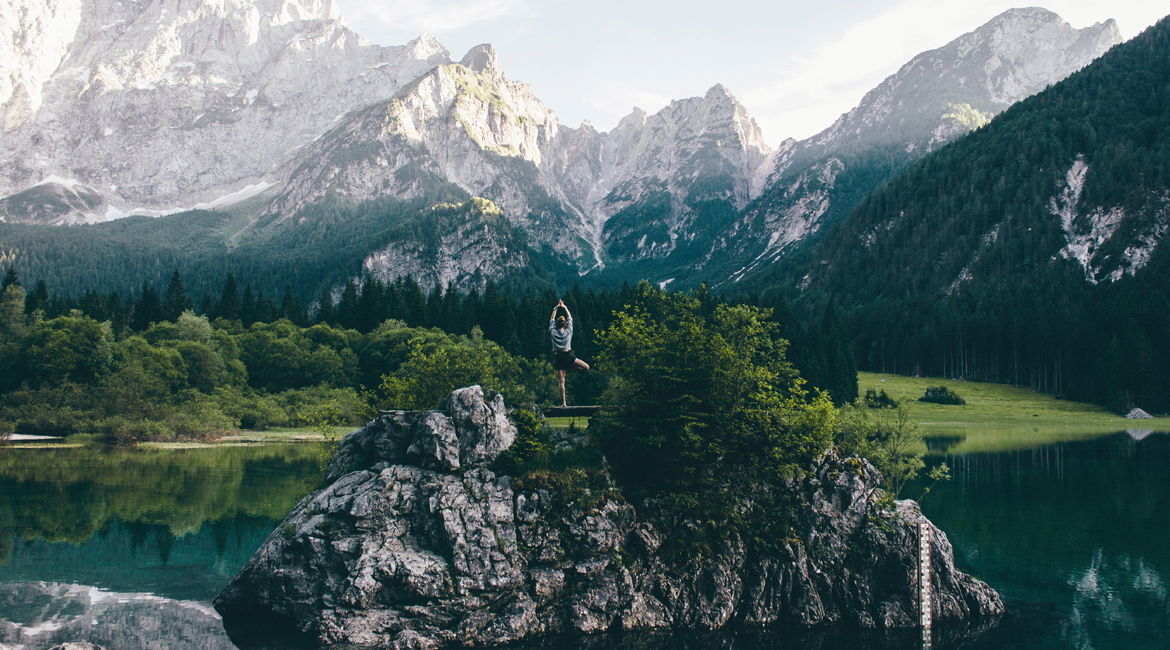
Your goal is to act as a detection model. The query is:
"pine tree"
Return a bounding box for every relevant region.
[336,279,360,329]
[1,268,18,291]
[240,284,257,326]
[26,280,49,315]
[216,274,240,321]
[131,281,161,331]
[315,289,334,324]
[279,284,302,324]
[161,270,192,321]
[0,282,26,342]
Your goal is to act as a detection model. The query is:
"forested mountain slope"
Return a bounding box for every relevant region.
[762,15,1170,412]
[710,8,1120,286]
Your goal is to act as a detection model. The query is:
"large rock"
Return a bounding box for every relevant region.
[215,387,1002,648]
[325,385,516,478]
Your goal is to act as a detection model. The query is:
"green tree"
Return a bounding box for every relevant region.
[0,283,26,342]
[591,283,837,521]
[161,270,192,322]
[216,274,240,321]
[0,268,17,291]
[21,315,114,386]
[131,281,161,331]
[379,327,553,409]
[837,402,948,500]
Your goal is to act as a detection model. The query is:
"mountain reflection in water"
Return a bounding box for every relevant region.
[917,432,1170,649]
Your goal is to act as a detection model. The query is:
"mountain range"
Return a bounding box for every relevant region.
[0,1,1135,299]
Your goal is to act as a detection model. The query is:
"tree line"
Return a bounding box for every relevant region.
[0,266,860,440]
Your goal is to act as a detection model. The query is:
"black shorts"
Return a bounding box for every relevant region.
[553,350,577,370]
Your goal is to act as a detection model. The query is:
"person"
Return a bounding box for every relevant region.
[549,299,589,407]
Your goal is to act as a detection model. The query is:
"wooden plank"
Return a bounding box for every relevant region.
[544,405,600,417]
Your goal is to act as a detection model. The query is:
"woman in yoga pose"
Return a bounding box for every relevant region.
[549,299,589,407]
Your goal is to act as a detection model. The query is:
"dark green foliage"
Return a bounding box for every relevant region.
[837,405,944,499]
[161,271,192,322]
[920,386,966,406]
[493,409,552,475]
[0,309,551,440]
[740,16,1170,413]
[378,326,554,409]
[863,388,899,409]
[591,282,837,542]
[1,268,18,291]
[215,274,240,321]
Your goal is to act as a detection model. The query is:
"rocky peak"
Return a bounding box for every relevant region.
[0,0,455,223]
[704,82,732,102]
[713,8,1122,289]
[763,7,1122,185]
[403,33,452,64]
[460,43,500,75]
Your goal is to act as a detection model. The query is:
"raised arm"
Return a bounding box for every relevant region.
[558,300,572,320]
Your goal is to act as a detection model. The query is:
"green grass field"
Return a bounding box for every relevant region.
[545,416,590,431]
[859,372,1170,454]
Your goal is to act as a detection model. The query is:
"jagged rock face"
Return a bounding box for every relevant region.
[270,54,770,277]
[0,0,449,224]
[0,581,234,650]
[215,386,1002,649]
[1050,156,1170,285]
[580,85,770,268]
[324,385,516,479]
[267,44,599,270]
[773,8,1120,177]
[358,198,538,293]
[716,8,1121,284]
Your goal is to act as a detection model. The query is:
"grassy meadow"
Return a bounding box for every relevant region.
[858,372,1170,454]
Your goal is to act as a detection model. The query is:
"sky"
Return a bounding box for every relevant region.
[335,0,1168,146]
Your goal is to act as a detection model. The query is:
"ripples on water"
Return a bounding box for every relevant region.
[0,433,1166,649]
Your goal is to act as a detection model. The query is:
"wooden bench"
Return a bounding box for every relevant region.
[544,405,600,417]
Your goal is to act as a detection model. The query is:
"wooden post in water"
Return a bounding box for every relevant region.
[918,520,933,649]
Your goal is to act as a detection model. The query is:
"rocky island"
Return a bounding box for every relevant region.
[214,386,1002,648]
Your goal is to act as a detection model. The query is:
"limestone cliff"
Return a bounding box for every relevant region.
[215,386,1002,648]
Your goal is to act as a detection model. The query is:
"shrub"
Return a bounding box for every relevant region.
[378,327,554,410]
[919,385,966,405]
[863,388,899,409]
[494,409,551,475]
[211,387,288,430]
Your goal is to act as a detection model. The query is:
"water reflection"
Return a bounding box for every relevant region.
[918,432,1170,649]
[0,444,321,603]
[923,434,966,453]
[1,435,1167,649]
[0,581,236,649]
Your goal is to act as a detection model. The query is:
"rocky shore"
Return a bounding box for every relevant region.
[215,386,1002,648]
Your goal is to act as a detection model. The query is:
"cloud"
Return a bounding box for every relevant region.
[338,0,533,35]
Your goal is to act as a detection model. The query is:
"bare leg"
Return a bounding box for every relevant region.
[558,369,567,407]
[573,358,590,371]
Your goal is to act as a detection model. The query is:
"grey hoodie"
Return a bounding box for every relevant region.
[549,317,573,351]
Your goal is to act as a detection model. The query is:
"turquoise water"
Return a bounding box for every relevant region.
[0,443,322,649]
[0,433,1166,649]
[918,431,1170,649]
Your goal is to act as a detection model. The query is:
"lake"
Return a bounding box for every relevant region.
[0,432,1166,649]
